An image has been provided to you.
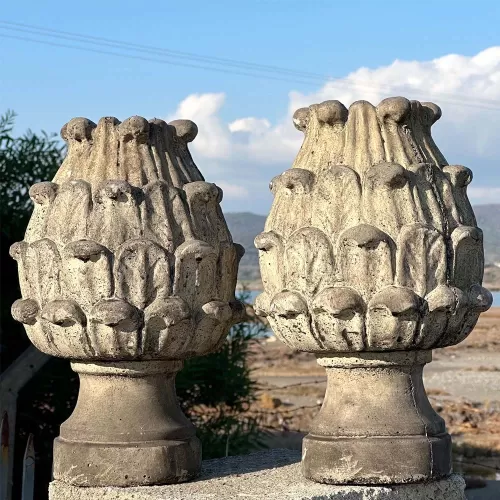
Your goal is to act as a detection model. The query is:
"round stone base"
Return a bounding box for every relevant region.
[302,432,452,484]
[53,435,201,487]
[49,449,466,500]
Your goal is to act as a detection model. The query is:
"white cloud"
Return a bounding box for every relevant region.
[228,117,270,134]
[167,93,231,159]
[168,47,500,212]
[468,187,500,204]
[214,181,249,199]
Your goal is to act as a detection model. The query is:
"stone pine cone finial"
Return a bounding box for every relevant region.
[11,116,244,360]
[255,97,492,352]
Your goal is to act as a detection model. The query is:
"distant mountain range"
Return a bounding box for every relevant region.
[225,204,500,284]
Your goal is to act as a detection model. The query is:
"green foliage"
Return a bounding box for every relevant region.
[177,289,268,458]
[0,110,65,241]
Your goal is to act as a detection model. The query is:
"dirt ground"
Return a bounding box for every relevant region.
[247,308,500,482]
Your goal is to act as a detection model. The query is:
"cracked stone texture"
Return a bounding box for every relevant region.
[49,449,466,499]
[254,97,493,485]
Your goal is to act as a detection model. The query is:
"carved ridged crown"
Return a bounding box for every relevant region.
[11,116,244,360]
[255,97,492,353]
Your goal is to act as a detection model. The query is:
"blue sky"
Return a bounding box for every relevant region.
[2,0,500,213]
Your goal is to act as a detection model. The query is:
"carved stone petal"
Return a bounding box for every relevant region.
[217,243,245,302]
[417,285,457,349]
[114,239,171,310]
[183,181,230,249]
[44,180,92,245]
[292,101,348,172]
[27,239,62,306]
[173,240,218,311]
[254,292,272,317]
[9,241,32,298]
[169,119,204,183]
[142,182,194,252]
[406,164,445,233]
[452,285,494,346]
[366,286,423,349]
[434,288,470,348]
[419,102,447,166]
[432,165,462,232]
[144,297,194,358]
[118,116,158,186]
[24,182,58,243]
[285,227,335,298]
[337,224,395,301]
[268,291,322,351]
[343,101,385,175]
[11,298,39,326]
[376,97,421,166]
[190,301,233,356]
[88,298,143,358]
[56,117,95,186]
[269,169,315,196]
[40,300,91,358]
[89,181,143,250]
[63,240,113,311]
[362,163,419,240]
[312,165,361,239]
[266,169,315,239]
[254,231,285,299]
[312,287,365,351]
[396,223,447,297]
[451,226,484,289]
[443,165,476,227]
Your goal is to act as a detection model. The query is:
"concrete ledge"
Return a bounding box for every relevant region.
[49,449,466,499]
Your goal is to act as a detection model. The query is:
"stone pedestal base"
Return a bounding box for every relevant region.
[49,449,466,500]
[53,360,201,487]
[303,351,451,484]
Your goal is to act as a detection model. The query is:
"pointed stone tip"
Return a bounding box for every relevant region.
[292,107,310,131]
[119,116,150,143]
[376,97,411,123]
[366,163,407,189]
[421,102,442,125]
[9,241,26,261]
[61,117,96,142]
[169,119,198,142]
[348,100,376,113]
[369,286,422,315]
[64,239,108,260]
[313,287,364,315]
[443,165,473,187]
[315,100,348,125]
[29,182,58,204]
[98,116,121,127]
[90,298,142,328]
[41,300,87,327]
[12,298,39,325]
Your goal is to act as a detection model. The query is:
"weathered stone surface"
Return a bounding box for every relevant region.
[256,98,492,353]
[256,98,492,486]
[11,116,244,486]
[49,449,466,499]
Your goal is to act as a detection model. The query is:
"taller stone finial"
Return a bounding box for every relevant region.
[11,116,244,487]
[256,97,492,489]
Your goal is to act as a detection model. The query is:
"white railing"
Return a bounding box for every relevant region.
[0,415,35,500]
[0,347,49,500]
